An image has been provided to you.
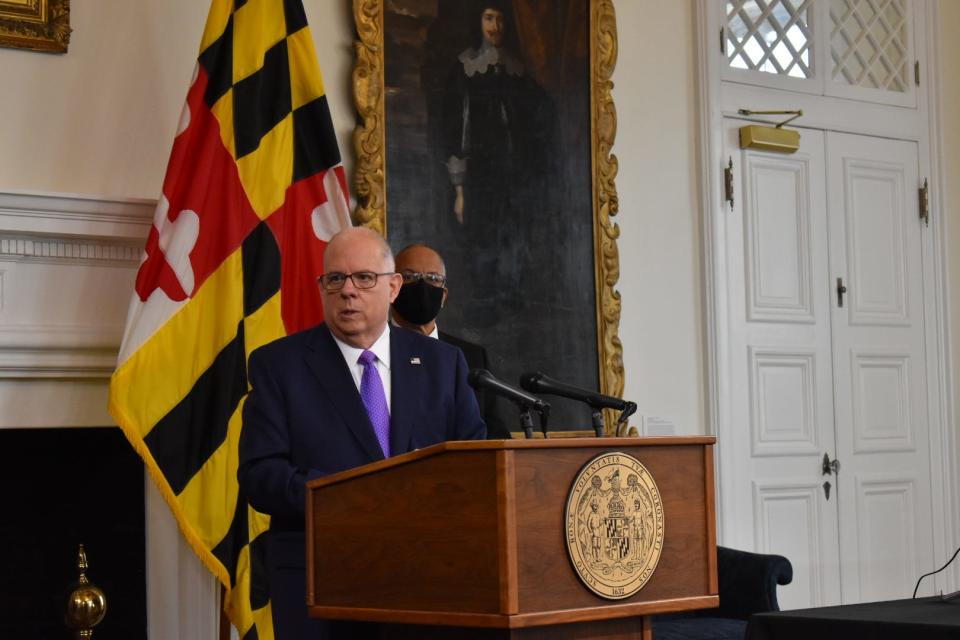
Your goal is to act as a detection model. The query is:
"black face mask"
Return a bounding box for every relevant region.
[393,280,445,325]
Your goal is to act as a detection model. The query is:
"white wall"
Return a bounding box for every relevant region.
[0,2,355,200]
[612,1,704,435]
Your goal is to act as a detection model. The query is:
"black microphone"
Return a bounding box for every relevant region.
[468,368,549,412]
[520,372,628,411]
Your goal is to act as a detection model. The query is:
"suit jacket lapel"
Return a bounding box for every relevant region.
[303,324,384,461]
[389,326,423,455]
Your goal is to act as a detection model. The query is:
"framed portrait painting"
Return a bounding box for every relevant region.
[352,0,622,431]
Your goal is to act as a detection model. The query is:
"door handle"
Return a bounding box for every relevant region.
[837,277,847,307]
[822,452,840,475]
[822,453,840,501]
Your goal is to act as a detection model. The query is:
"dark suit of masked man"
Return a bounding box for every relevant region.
[238,228,486,640]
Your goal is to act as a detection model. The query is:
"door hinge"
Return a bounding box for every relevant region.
[915,61,920,86]
[720,26,726,54]
[723,157,734,209]
[919,178,930,226]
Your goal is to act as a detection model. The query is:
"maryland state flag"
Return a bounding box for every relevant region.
[108,1,350,636]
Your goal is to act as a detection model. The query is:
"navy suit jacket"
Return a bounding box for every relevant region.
[238,323,485,639]
[438,330,514,438]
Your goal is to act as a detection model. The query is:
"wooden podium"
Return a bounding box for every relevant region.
[306,437,717,639]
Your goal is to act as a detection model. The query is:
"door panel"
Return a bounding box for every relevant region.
[753,480,834,609]
[850,350,914,453]
[744,159,816,323]
[723,121,842,609]
[843,160,911,324]
[853,475,921,602]
[748,347,819,457]
[825,132,934,602]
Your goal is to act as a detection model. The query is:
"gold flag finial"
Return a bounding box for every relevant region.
[65,544,107,639]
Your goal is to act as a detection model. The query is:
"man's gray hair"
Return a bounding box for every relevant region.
[328,227,395,271]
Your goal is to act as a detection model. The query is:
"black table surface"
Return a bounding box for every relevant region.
[746,596,960,640]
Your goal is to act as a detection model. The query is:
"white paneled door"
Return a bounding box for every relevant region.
[826,133,933,604]
[724,125,842,609]
[722,121,934,609]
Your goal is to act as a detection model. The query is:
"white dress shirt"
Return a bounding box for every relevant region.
[390,316,439,339]
[330,326,392,413]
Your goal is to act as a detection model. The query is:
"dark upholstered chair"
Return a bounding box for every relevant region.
[652,547,793,640]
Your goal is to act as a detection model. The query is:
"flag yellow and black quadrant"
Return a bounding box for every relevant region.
[108,0,351,636]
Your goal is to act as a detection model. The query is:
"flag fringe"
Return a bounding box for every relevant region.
[107,391,239,627]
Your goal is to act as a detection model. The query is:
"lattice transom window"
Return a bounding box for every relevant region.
[726,0,813,78]
[830,0,908,92]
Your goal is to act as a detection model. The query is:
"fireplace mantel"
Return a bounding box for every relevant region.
[0,189,219,637]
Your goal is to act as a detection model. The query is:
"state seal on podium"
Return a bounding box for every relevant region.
[564,452,665,599]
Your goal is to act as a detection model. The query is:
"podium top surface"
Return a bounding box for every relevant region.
[306,435,716,491]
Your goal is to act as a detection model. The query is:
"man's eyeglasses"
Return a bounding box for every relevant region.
[400,270,446,288]
[318,271,395,292]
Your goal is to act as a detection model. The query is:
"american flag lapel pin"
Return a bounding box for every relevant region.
[410,356,422,365]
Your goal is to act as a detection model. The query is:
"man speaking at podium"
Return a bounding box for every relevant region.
[238,227,486,640]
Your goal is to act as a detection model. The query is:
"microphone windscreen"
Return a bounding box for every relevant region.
[519,371,543,392]
[468,368,491,388]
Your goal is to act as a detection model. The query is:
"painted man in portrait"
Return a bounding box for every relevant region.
[385,0,597,428]
[440,0,556,323]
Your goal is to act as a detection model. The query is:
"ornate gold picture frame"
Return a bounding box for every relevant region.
[0,0,70,53]
[351,0,623,429]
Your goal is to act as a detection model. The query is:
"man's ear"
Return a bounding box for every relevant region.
[441,287,448,308]
[387,272,403,302]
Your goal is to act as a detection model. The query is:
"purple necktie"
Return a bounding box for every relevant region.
[358,350,391,457]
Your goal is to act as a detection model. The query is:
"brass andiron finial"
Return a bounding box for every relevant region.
[65,544,107,639]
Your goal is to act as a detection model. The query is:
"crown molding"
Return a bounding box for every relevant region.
[0,189,154,242]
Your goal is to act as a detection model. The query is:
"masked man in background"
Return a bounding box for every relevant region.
[391,243,513,438]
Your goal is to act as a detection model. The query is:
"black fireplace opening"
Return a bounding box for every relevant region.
[0,427,147,639]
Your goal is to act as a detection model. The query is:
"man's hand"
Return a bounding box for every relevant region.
[453,186,465,224]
